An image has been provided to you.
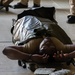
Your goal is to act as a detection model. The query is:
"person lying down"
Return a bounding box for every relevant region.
[2,15,75,64]
[2,36,75,63]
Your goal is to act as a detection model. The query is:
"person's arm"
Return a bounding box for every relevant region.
[2,48,32,61]
[2,47,49,63]
[31,54,49,64]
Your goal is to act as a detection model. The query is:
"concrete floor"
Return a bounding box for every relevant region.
[0,0,75,75]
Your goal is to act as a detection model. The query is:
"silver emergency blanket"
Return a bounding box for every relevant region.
[13,15,55,44]
[12,15,72,44]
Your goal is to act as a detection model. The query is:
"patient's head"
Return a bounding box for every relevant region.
[39,37,56,55]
